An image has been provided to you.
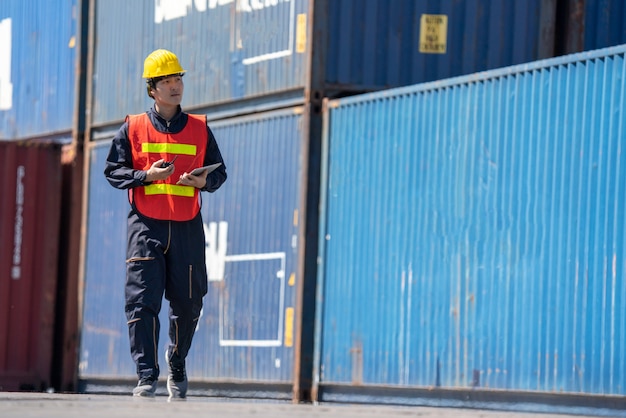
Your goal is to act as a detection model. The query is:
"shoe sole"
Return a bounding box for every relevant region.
[167,384,187,401]
[167,379,187,401]
[133,392,156,398]
[133,385,157,398]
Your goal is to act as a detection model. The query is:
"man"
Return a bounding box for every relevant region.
[104,49,227,400]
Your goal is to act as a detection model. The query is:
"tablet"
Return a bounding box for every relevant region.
[189,162,222,176]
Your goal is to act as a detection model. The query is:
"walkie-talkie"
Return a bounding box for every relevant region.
[161,155,178,168]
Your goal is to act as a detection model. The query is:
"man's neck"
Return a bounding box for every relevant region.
[154,104,178,121]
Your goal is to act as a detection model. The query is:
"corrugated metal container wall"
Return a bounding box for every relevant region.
[582,0,626,49]
[559,0,626,53]
[79,141,130,379]
[0,0,78,140]
[324,0,556,93]
[316,45,626,399]
[0,141,63,391]
[80,108,305,392]
[91,0,310,126]
[91,0,557,127]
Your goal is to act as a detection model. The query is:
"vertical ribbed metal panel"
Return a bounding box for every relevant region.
[80,108,304,388]
[91,0,558,127]
[0,1,77,140]
[317,45,626,396]
[0,141,63,390]
[192,108,303,383]
[91,0,309,126]
[558,0,626,55]
[583,0,626,51]
[80,141,130,378]
[324,0,555,92]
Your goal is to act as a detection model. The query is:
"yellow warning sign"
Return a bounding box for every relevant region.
[284,307,294,347]
[419,14,447,54]
[296,14,307,53]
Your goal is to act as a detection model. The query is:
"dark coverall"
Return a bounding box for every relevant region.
[104,105,227,381]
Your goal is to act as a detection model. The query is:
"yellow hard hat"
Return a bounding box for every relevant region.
[142,49,186,79]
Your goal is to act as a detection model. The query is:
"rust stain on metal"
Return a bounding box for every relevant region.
[350,340,363,385]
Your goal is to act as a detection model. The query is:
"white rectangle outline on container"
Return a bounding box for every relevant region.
[218,252,286,347]
[154,0,295,65]
[241,0,295,65]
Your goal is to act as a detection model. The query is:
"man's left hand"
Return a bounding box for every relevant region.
[176,172,207,189]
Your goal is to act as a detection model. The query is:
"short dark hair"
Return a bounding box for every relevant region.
[145,73,185,98]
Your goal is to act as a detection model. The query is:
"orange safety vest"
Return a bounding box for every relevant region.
[127,113,208,221]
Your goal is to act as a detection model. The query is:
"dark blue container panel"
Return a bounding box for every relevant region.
[92,0,309,126]
[558,0,626,55]
[317,45,626,396]
[0,0,77,140]
[92,0,557,126]
[81,108,304,385]
[583,0,626,51]
[325,0,554,91]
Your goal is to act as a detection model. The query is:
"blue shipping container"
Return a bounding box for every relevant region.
[91,0,310,126]
[581,0,626,52]
[0,0,78,140]
[90,0,555,127]
[80,107,305,392]
[316,45,626,399]
[324,0,555,92]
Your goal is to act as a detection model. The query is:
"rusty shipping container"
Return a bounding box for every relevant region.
[0,141,63,391]
[80,107,307,397]
[88,0,556,127]
[314,45,626,413]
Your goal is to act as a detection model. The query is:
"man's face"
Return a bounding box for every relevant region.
[151,74,184,107]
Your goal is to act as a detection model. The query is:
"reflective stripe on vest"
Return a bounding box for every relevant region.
[141,142,197,155]
[127,113,208,221]
[144,183,195,197]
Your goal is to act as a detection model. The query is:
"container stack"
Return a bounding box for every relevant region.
[3,0,626,411]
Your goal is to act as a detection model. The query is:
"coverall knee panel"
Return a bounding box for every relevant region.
[125,256,166,318]
[125,210,169,318]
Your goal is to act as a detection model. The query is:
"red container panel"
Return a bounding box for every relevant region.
[0,141,63,391]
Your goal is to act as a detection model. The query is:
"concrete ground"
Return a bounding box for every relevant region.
[1,392,624,418]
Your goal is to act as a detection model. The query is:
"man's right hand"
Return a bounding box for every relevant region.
[145,159,175,182]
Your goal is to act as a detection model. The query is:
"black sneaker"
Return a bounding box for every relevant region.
[166,350,188,401]
[167,365,187,401]
[132,377,157,397]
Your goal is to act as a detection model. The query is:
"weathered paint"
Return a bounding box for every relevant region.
[80,107,305,391]
[90,0,557,127]
[323,0,556,93]
[0,141,63,391]
[316,45,626,398]
[54,143,85,392]
[90,0,310,126]
[0,1,78,140]
[558,0,626,55]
